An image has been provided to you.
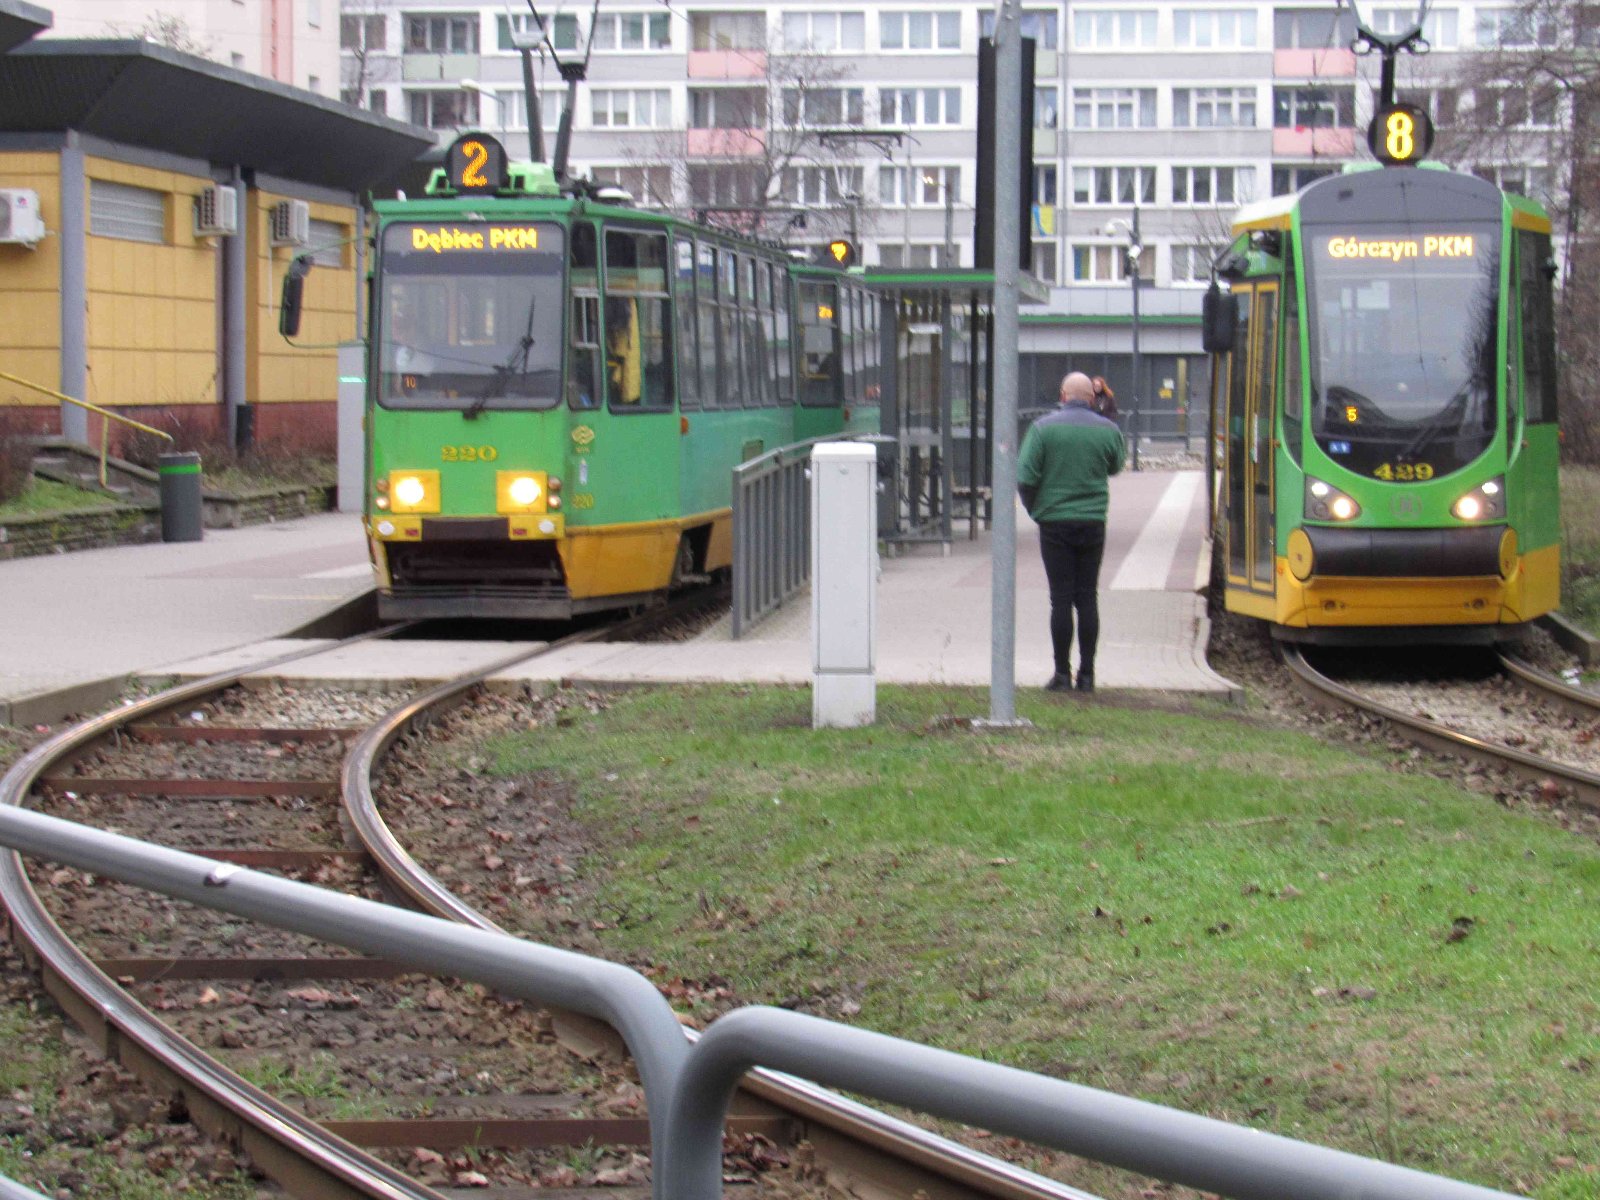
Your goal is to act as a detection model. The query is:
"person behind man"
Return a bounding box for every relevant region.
[1017,371,1126,693]
[1090,375,1118,419]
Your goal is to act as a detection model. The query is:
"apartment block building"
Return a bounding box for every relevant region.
[343,0,1558,412]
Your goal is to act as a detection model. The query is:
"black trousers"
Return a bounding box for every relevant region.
[1038,520,1107,678]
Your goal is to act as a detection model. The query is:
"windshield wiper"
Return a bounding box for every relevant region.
[1397,385,1471,462]
[463,299,538,421]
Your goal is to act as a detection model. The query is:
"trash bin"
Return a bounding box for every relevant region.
[158,451,203,542]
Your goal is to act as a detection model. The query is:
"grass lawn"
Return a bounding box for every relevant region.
[1561,463,1600,635]
[485,686,1600,1200]
[0,476,120,518]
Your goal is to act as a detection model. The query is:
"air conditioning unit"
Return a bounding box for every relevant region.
[270,198,311,247]
[195,184,239,237]
[0,188,46,247]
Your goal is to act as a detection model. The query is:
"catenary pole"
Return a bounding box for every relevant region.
[988,0,1022,725]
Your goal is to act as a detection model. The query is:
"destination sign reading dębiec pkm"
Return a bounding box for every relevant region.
[409,225,543,254]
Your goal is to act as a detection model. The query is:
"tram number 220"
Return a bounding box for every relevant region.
[440,445,499,462]
[1374,461,1433,481]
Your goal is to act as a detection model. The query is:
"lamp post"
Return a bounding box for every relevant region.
[460,79,508,139]
[923,173,956,268]
[1103,207,1143,470]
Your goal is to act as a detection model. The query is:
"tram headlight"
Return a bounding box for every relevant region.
[1452,476,1505,522]
[1305,477,1361,522]
[497,470,548,514]
[387,470,440,514]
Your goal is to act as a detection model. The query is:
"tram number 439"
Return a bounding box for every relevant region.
[441,445,499,462]
[1374,461,1434,481]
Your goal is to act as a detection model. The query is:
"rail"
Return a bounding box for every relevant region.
[730,434,847,639]
[0,368,175,487]
[0,804,1523,1200]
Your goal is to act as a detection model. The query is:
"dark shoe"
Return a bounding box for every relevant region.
[1075,672,1095,693]
[1044,673,1074,692]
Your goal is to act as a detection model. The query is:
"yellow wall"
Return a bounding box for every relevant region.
[251,190,358,408]
[83,156,217,410]
[0,151,63,402]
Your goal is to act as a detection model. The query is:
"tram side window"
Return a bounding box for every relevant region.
[1281,257,1303,462]
[861,291,881,402]
[742,256,768,406]
[568,223,602,410]
[757,259,778,405]
[603,227,673,411]
[697,243,720,406]
[773,265,794,404]
[718,247,744,408]
[1517,230,1558,424]
[1226,289,1253,580]
[675,237,702,411]
[798,280,840,406]
[839,289,858,403]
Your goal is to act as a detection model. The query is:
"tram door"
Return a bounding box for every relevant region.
[1223,283,1278,593]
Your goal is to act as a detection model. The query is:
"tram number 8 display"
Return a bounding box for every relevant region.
[1367,103,1435,166]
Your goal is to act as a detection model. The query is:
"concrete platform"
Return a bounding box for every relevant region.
[1,470,1238,722]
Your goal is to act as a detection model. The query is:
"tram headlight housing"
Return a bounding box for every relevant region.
[1305,477,1361,522]
[497,470,548,514]
[387,470,440,514]
[1452,476,1505,522]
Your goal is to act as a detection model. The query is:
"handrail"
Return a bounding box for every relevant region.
[0,368,175,487]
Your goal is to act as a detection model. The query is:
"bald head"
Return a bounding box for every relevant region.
[1060,372,1095,406]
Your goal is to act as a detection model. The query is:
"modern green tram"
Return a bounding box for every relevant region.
[1205,163,1561,643]
[292,133,881,620]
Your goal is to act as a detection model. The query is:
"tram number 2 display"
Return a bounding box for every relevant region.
[1374,461,1434,482]
[1367,103,1435,166]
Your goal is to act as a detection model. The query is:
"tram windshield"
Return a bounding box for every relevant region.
[377,221,565,411]
[1303,220,1500,479]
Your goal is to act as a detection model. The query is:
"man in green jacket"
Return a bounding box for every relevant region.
[1017,371,1126,693]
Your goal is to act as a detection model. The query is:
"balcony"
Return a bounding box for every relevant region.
[688,49,767,80]
[686,128,766,157]
[1273,48,1356,77]
[1271,126,1357,157]
[401,53,481,82]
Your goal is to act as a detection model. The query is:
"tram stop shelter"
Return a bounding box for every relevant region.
[866,267,1050,547]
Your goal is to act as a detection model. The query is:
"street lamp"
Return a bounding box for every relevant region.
[923,173,957,268]
[1103,207,1143,470]
[459,79,507,139]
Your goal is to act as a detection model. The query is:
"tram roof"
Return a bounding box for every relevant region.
[0,0,49,53]
[0,38,435,192]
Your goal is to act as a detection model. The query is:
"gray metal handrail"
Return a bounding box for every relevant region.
[0,1174,50,1200]
[730,434,845,639]
[663,1006,1522,1200]
[0,806,1523,1200]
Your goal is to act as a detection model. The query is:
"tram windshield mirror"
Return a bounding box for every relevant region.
[1202,283,1237,353]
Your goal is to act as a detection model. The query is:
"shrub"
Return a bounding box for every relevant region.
[0,410,37,503]
[120,407,235,473]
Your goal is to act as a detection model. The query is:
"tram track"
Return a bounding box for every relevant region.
[1279,642,1600,813]
[1,596,1099,1200]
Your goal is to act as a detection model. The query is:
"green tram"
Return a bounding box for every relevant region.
[1205,162,1560,643]
[293,132,880,620]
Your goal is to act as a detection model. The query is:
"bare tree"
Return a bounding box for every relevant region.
[106,12,217,59]
[340,0,397,110]
[1437,0,1600,458]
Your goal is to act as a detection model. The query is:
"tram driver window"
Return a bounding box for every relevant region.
[569,295,602,410]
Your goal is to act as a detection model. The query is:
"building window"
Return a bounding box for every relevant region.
[687,164,766,207]
[1071,165,1156,206]
[1072,87,1156,129]
[1273,8,1355,48]
[308,74,320,93]
[1401,87,1459,125]
[407,89,477,129]
[308,218,346,267]
[1370,5,1457,47]
[1173,86,1256,128]
[1271,164,1336,195]
[880,86,961,126]
[783,86,866,127]
[1173,9,1257,49]
[879,243,946,269]
[1272,86,1355,128]
[591,88,672,128]
[782,11,866,51]
[782,164,863,206]
[592,165,675,206]
[89,179,165,244]
[1071,243,1154,282]
[307,0,320,29]
[591,11,671,49]
[1031,240,1059,283]
[1073,9,1157,49]
[405,13,479,54]
[488,89,566,131]
[689,88,766,129]
[916,166,959,206]
[1034,86,1059,129]
[369,90,388,116]
[1033,164,1057,204]
[1472,86,1560,128]
[1473,163,1553,202]
[1172,165,1254,205]
[232,51,246,68]
[497,12,578,51]
[1475,7,1558,47]
[879,11,960,50]
[1172,243,1222,284]
[690,11,765,51]
[980,9,1058,50]
[341,14,386,49]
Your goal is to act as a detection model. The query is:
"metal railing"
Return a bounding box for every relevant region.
[0,369,175,487]
[730,435,838,639]
[0,802,1523,1200]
